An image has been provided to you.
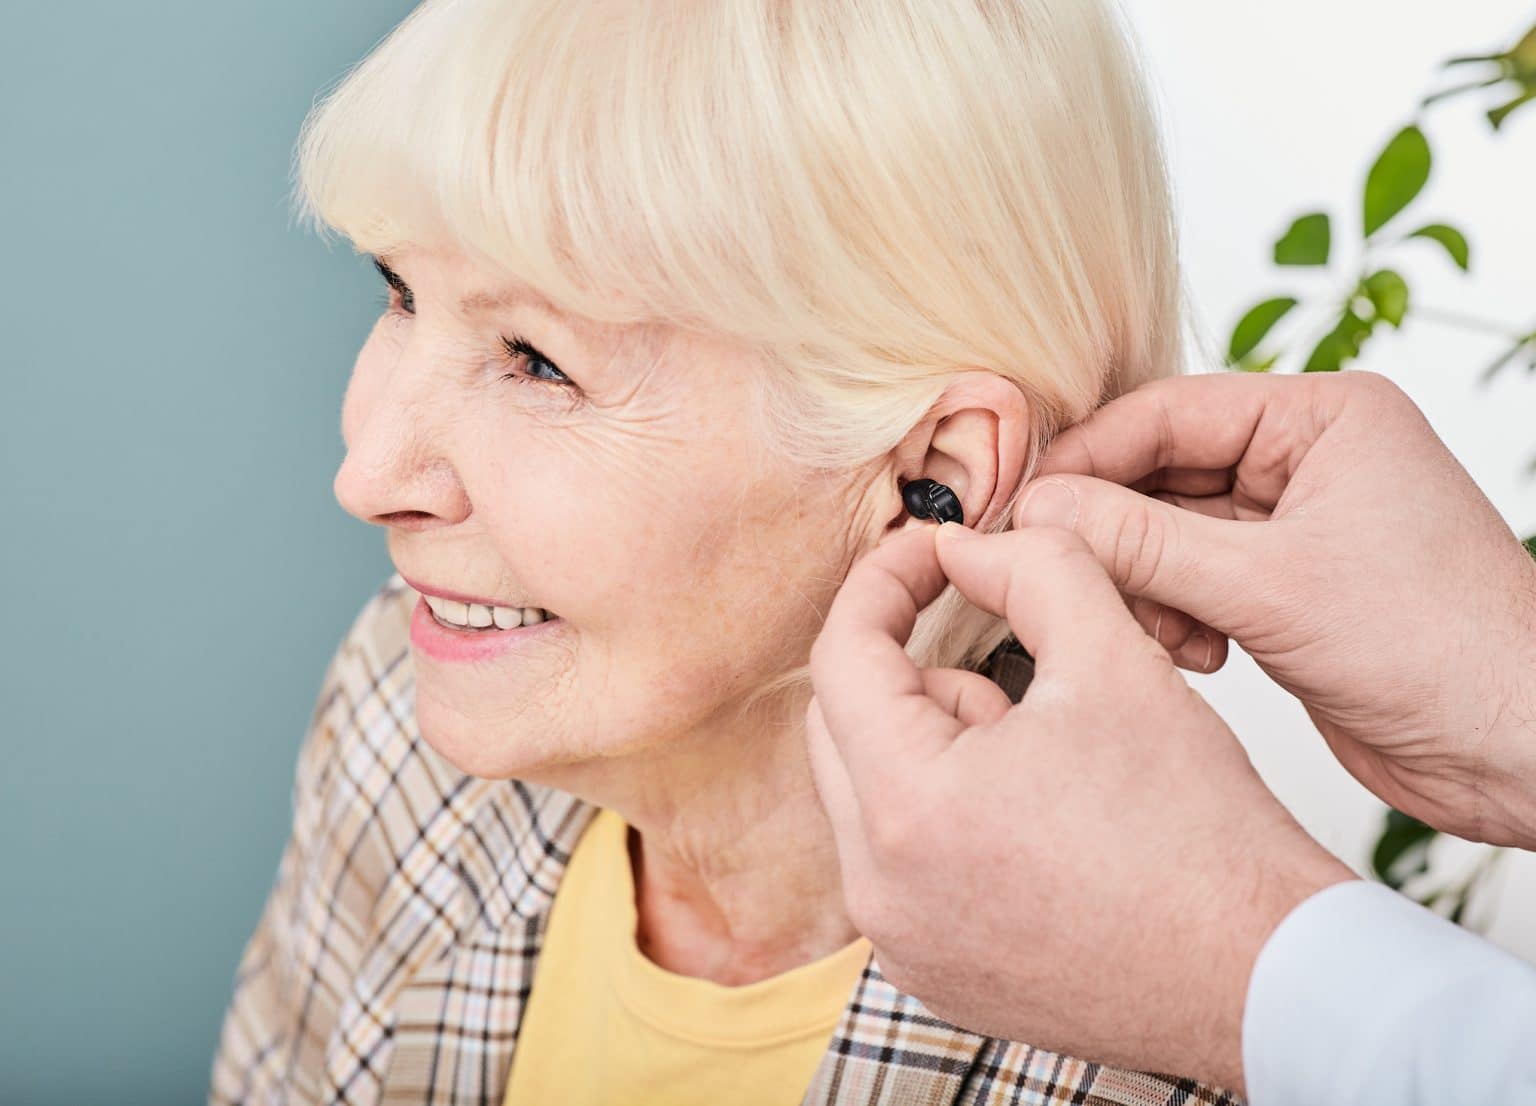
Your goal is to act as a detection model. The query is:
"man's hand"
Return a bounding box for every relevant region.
[806,522,1353,1093]
[1020,370,1536,848]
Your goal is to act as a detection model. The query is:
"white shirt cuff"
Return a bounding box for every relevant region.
[1243,879,1536,1106]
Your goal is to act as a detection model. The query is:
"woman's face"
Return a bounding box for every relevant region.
[334,245,876,778]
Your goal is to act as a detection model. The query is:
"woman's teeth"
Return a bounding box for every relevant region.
[423,594,554,631]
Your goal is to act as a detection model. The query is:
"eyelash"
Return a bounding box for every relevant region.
[372,282,577,392]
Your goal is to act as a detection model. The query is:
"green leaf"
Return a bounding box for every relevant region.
[1407,223,1471,271]
[1364,125,1432,238]
[1371,809,1438,889]
[1363,269,1410,327]
[1228,297,1299,363]
[1274,213,1332,266]
[1523,535,1536,560]
[1302,329,1346,373]
[1303,308,1374,372]
[1338,313,1373,360]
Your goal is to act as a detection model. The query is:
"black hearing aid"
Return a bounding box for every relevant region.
[902,478,964,526]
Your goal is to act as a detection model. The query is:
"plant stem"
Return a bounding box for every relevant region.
[1423,848,1507,929]
[1413,305,1528,339]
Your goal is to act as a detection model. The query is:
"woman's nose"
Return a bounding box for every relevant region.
[332,355,472,531]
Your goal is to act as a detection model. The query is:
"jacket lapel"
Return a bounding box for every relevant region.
[381,775,593,1105]
[803,959,993,1106]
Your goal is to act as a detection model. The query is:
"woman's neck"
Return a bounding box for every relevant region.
[535,691,860,985]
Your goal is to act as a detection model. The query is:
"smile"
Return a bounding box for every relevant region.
[422,595,556,631]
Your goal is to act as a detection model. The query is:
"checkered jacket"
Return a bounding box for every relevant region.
[209,573,1240,1106]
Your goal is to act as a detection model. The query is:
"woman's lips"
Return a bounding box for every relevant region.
[408,594,563,664]
[398,572,533,610]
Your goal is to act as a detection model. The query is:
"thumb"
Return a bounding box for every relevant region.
[1011,475,1255,630]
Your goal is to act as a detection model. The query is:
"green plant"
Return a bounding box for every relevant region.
[1224,16,1536,928]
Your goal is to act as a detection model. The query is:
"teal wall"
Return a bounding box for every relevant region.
[0,3,414,1101]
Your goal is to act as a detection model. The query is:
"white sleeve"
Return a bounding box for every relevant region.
[1243,879,1536,1106]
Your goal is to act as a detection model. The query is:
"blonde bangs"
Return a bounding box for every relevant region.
[297,0,802,335]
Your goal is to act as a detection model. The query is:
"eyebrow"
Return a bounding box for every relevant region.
[372,255,560,317]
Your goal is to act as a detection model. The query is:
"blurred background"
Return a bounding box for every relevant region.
[1,1,1532,1101]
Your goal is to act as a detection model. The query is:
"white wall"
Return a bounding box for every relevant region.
[1120,0,1536,956]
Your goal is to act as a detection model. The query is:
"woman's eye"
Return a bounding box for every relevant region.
[377,288,414,317]
[501,334,575,388]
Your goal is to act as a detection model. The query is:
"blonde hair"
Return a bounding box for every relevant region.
[295,0,1184,707]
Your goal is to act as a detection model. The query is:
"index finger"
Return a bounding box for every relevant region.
[1038,372,1335,496]
[809,524,966,788]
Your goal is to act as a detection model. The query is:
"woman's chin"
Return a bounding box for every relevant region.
[413,698,556,780]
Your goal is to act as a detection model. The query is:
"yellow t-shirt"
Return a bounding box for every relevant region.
[502,808,872,1106]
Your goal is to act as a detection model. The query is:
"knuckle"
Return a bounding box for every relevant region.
[1335,369,1416,423]
[1347,368,1405,403]
[1139,374,1184,402]
[1106,500,1169,595]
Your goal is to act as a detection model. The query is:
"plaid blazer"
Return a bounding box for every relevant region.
[209,573,1240,1106]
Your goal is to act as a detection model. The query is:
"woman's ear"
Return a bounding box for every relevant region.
[886,371,1033,535]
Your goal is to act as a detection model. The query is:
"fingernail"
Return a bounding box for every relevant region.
[1198,630,1214,671]
[1017,479,1078,530]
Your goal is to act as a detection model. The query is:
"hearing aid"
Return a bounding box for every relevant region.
[902,478,964,526]
[903,480,1031,687]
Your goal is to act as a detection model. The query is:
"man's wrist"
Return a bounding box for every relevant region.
[1488,681,1536,849]
[1483,556,1536,848]
[1215,844,1356,1096]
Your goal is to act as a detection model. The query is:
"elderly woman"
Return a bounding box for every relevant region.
[210,0,1234,1103]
